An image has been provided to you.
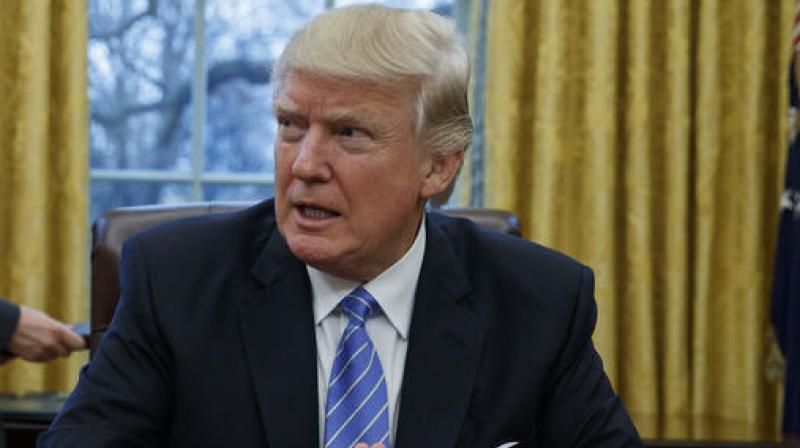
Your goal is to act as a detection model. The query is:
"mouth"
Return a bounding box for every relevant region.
[296,203,340,220]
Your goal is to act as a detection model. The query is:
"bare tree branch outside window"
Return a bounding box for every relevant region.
[88,0,453,222]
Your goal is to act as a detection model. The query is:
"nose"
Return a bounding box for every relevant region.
[291,128,332,183]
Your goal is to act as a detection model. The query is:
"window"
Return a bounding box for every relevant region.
[88,0,456,223]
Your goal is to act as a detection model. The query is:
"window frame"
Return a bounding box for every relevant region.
[88,0,290,202]
[88,0,463,204]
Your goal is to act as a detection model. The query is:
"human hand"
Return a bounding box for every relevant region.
[7,306,86,362]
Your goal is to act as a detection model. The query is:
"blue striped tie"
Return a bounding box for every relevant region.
[324,287,391,448]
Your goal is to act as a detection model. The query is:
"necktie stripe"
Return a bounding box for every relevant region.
[334,325,363,358]
[345,294,373,312]
[339,375,385,428]
[324,286,391,448]
[327,348,378,416]
[329,340,370,387]
[347,402,390,448]
[326,358,384,425]
[343,308,365,322]
[325,376,386,446]
[328,352,382,415]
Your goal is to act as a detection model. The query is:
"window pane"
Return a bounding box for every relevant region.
[90,180,194,224]
[88,0,459,218]
[203,184,275,203]
[89,0,196,171]
[203,0,323,175]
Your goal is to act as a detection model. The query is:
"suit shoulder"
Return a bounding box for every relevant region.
[428,211,587,278]
[125,199,277,262]
[132,199,274,240]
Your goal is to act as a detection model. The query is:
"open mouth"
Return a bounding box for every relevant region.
[297,204,339,219]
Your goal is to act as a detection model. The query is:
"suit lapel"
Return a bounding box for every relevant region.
[395,216,484,448]
[238,227,319,448]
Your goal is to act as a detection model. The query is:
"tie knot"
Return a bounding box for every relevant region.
[340,286,379,324]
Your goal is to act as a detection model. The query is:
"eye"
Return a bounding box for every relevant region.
[277,115,305,141]
[277,116,292,128]
[336,126,368,138]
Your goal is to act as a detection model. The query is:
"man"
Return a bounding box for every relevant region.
[41,5,641,447]
[0,299,85,363]
[0,298,84,448]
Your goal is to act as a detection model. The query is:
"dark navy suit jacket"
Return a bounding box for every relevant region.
[40,199,641,447]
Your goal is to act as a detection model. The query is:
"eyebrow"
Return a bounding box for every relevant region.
[273,101,374,128]
[272,100,299,117]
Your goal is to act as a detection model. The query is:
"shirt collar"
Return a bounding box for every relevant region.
[308,215,426,340]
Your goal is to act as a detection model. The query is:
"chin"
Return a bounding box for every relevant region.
[284,234,366,280]
[284,234,336,265]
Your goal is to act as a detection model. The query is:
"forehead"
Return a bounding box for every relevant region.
[273,71,418,122]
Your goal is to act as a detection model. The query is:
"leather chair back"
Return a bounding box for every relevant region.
[90,202,521,355]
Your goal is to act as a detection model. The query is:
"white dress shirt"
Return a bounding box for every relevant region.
[308,218,426,447]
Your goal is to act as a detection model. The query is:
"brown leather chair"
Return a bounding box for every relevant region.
[89,202,521,355]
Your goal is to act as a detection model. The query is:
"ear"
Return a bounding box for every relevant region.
[419,149,465,200]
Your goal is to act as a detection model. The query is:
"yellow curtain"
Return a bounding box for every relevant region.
[0,0,88,393]
[478,0,793,434]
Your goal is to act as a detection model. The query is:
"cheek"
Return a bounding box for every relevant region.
[274,145,295,182]
[274,143,288,167]
[346,169,421,223]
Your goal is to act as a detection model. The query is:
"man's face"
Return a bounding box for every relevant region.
[273,71,457,281]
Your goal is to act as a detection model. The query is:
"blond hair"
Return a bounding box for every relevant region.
[273,4,473,156]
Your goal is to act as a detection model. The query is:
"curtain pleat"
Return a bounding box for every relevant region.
[0,0,88,393]
[479,0,792,432]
